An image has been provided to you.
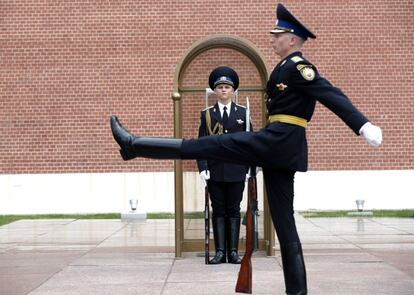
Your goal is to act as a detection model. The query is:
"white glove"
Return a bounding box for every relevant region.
[359,122,382,147]
[199,170,210,187]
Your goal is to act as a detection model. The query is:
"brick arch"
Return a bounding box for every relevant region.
[173,34,269,92]
[171,35,273,257]
[172,34,269,172]
[180,48,264,171]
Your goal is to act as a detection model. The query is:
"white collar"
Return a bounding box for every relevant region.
[218,101,232,116]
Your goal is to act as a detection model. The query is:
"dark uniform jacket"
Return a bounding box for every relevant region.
[263,51,369,171]
[183,51,369,172]
[197,102,249,182]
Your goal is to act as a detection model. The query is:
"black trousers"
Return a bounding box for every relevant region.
[182,122,307,172]
[182,138,301,244]
[262,168,300,244]
[208,180,245,219]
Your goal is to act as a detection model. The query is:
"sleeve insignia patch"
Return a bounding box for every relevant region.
[236,119,244,125]
[297,64,315,81]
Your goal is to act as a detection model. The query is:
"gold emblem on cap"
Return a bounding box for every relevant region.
[276,83,288,91]
[297,64,315,81]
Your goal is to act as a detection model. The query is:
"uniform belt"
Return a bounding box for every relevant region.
[268,114,308,128]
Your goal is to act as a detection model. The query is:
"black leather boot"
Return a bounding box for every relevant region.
[209,217,226,264]
[110,116,182,161]
[227,217,242,264]
[280,242,307,295]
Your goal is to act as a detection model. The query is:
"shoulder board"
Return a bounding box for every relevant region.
[296,64,313,71]
[235,104,246,109]
[291,56,304,63]
[202,106,214,112]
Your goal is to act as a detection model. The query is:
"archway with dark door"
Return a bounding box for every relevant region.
[171,34,275,257]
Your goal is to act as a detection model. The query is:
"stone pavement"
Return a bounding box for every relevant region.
[1,215,414,295]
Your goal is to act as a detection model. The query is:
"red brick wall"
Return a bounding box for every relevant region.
[1,0,413,174]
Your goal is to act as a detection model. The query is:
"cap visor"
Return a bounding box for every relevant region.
[214,81,234,87]
[270,26,292,34]
[270,29,287,34]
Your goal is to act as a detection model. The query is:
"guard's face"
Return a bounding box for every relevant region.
[270,33,292,58]
[214,84,234,102]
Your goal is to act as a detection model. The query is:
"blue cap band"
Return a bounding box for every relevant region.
[214,76,234,87]
[276,20,309,39]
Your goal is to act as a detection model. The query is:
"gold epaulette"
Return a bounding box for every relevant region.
[202,105,214,112]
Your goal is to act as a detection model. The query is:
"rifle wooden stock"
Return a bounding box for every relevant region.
[204,186,210,264]
[235,175,257,294]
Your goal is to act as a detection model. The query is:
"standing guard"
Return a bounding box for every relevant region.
[198,67,251,264]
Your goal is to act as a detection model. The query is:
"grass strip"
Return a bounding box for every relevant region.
[1,210,413,227]
[0,213,120,227]
[300,210,414,218]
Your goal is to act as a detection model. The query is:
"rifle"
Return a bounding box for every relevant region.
[235,97,259,294]
[204,185,210,264]
[203,87,213,265]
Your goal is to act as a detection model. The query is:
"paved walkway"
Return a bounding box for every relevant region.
[1,215,414,294]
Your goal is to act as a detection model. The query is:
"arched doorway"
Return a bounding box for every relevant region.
[171,34,274,257]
